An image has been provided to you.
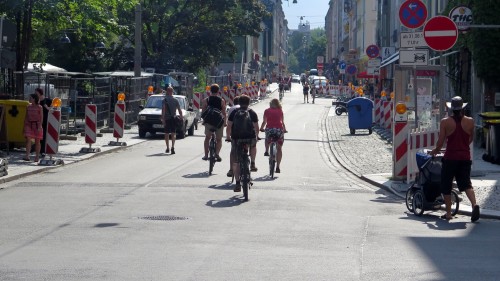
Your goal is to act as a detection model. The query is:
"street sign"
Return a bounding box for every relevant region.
[365,45,380,59]
[423,16,458,51]
[400,32,427,48]
[399,49,429,66]
[339,61,347,69]
[367,67,380,75]
[399,0,428,29]
[346,65,357,75]
[381,47,396,60]
[449,6,473,31]
[367,59,381,67]
[317,56,324,64]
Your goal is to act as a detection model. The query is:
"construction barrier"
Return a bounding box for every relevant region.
[374,99,381,124]
[392,103,409,180]
[80,104,101,153]
[384,102,392,130]
[109,99,127,146]
[40,100,64,166]
[407,128,439,183]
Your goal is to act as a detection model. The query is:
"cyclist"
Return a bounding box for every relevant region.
[226,94,260,192]
[161,87,183,154]
[260,98,286,173]
[226,96,241,177]
[201,84,226,161]
[278,81,285,97]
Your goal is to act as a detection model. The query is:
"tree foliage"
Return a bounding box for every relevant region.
[287,28,326,74]
[0,0,268,73]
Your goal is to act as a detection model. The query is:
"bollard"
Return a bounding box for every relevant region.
[39,97,64,166]
[80,104,101,153]
[109,93,127,146]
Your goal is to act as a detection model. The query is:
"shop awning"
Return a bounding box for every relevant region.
[380,51,399,68]
[357,71,377,79]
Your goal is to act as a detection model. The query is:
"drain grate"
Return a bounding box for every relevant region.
[140,215,189,221]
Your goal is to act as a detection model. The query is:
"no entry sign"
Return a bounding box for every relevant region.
[423,16,458,51]
[399,0,428,29]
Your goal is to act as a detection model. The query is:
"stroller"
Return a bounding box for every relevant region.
[405,152,460,216]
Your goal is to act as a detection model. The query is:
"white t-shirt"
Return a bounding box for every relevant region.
[227,104,240,116]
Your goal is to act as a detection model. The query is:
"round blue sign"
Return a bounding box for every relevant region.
[366,45,380,59]
[346,65,357,75]
[339,61,346,69]
[399,0,428,29]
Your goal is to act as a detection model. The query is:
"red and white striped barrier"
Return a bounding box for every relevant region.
[260,84,266,99]
[39,106,64,166]
[392,118,409,180]
[109,101,127,146]
[374,99,381,124]
[384,102,392,130]
[193,92,201,112]
[380,101,388,127]
[407,128,440,183]
[80,104,101,153]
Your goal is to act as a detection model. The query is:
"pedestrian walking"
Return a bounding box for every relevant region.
[303,82,310,103]
[36,88,52,157]
[161,87,183,154]
[430,96,480,221]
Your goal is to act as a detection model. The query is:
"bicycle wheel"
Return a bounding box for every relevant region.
[405,185,416,212]
[412,190,425,216]
[269,143,276,178]
[240,153,250,201]
[450,190,460,216]
[208,137,216,175]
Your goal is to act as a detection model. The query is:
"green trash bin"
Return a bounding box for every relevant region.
[478,112,500,148]
[0,100,29,149]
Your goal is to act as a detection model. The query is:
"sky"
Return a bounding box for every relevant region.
[282,0,331,30]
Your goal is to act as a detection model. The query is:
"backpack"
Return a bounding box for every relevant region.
[201,106,224,128]
[231,109,254,139]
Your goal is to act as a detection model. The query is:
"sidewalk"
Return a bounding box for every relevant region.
[325,107,500,219]
[0,84,280,185]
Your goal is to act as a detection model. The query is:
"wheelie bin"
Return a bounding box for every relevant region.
[478,112,500,148]
[0,100,29,149]
[346,97,373,135]
[482,119,500,164]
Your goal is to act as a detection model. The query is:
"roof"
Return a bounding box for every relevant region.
[93,71,155,77]
[27,63,67,73]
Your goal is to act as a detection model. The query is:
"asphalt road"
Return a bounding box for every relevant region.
[1,84,499,281]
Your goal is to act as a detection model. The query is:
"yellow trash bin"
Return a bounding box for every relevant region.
[0,100,29,148]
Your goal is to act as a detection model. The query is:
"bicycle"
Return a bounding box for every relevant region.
[261,129,286,179]
[226,138,259,201]
[279,88,284,101]
[208,128,217,175]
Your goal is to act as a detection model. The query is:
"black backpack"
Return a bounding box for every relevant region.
[201,106,224,128]
[231,109,254,139]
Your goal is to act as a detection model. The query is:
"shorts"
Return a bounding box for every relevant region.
[440,159,472,195]
[265,128,284,145]
[164,118,176,134]
[204,123,224,139]
[230,138,257,162]
[303,91,309,95]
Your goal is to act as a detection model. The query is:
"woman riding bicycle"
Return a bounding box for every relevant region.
[260,98,287,173]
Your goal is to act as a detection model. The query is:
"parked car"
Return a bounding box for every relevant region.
[137,94,197,139]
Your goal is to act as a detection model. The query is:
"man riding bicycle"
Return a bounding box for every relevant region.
[278,81,285,96]
[201,84,226,162]
[226,94,260,192]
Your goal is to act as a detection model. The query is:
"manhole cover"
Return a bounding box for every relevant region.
[140,215,189,221]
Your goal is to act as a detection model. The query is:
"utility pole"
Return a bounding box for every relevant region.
[134,4,142,77]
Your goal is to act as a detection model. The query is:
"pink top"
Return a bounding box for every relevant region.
[264,107,284,129]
